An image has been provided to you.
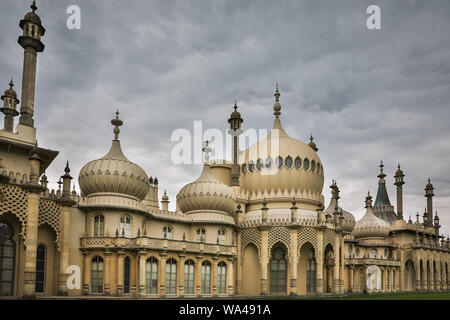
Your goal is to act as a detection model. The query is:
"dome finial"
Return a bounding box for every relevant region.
[111,109,123,140]
[31,0,37,12]
[202,140,212,165]
[9,78,13,90]
[308,133,318,152]
[377,160,386,180]
[273,83,281,118]
[234,100,237,111]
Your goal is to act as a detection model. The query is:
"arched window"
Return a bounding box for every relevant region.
[256,158,263,171]
[303,158,310,171]
[275,156,283,169]
[294,157,302,169]
[248,161,255,173]
[91,256,104,293]
[93,214,104,237]
[270,247,287,294]
[196,228,206,242]
[184,260,195,295]
[355,248,359,258]
[146,257,158,294]
[369,249,377,259]
[217,229,226,245]
[348,245,353,258]
[284,156,292,168]
[311,160,316,173]
[35,245,46,293]
[119,216,131,237]
[265,157,273,169]
[0,222,15,296]
[201,261,211,294]
[163,226,173,239]
[306,249,316,293]
[124,257,130,294]
[217,261,227,294]
[166,258,177,294]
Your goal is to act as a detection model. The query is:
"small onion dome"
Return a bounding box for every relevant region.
[323,197,355,232]
[162,190,169,201]
[229,101,241,119]
[78,111,149,200]
[177,164,236,215]
[2,79,18,99]
[23,1,42,25]
[308,134,318,152]
[353,192,390,239]
[426,178,433,189]
[395,164,403,176]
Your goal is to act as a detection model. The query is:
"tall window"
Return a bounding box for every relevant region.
[184,260,195,295]
[35,245,46,293]
[201,261,211,294]
[124,257,130,294]
[163,226,173,239]
[119,216,131,237]
[0,222,15,296]
[166,258,177,294]
[217,229,226,245]
[217,262,227,294]
[146,257,158,294]
[306,249,316,293]
[91,256,104,293]
[93,214,104,237]
[270,247,287,294]
[196,228,206,242]
[369,249,377,259]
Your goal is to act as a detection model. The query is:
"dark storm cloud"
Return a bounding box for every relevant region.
[1,0,449,235]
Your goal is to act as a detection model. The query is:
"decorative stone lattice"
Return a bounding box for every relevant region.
[241,228,261,261]
[0,184,28,240]
[297,227,318,256]
[38,198,62,250]
[268,227,291,258]
[323,228,336,251]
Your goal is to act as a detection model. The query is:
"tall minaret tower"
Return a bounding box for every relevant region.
[17,1,46,127]
[394,164,405,221]
[228,101,243,186]
[425,179,434,228]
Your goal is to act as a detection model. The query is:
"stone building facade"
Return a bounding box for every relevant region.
[0,2,449,298]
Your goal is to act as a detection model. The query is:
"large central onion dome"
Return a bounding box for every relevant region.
[239,85,324,204]
[78,111,149,201]
[177,142,236,216]
[353,192,390,239]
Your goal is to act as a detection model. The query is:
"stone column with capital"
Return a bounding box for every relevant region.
[315,230,324,294]
[104,250,112,295]
[82,251,90,295]
[289,227,298,295]
[227,257,235,296]
[159,252,167,297]
[195,256,202,297]
[138,251,146,296]
[116,251,125,296]
[259,227,269,295]
[178,254,185,297]
[22,151,46,298]
[333,237,340,294]
[212,257,218,296]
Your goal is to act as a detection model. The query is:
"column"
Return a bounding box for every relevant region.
[82,251,90,295]
[429,262,434,291]
[316,230,324,294]
[349,267,354,293]
[363,266,368,293]
[259,227,269,295]
[138,250,146,296]
[104,250,111,295]
[22,189,41,298]
[57,205,71,295]
[422,262,428,291]
[436,262,441,291]
[289,228,298,295]
[195,255,202,297]
[212,257,218,297]
[116,251,125,296]
[339,236,344,294]
[178,254,185,297]
[333,238,340,294]
[236,230,242,294]
[159,252,167,297]
[227,257,235,296]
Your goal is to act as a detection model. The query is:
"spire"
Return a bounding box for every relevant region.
[309,133,318,152]
[374,160,391,206]
[273,83,281,118]
[202,140,212,165]
[31,0,37,13]
[111,109,123,140]
[9,78,13,90]
[234,100,237,111]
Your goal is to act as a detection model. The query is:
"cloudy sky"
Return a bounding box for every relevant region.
[1,0,449,236]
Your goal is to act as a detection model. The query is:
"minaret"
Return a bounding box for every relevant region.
[161,190,169,211]
[0,79,20,132]
[373,161,397,224]
[425,178,434,227]
[228,101,243,186]
[18,1,46,127]
[394,163,405,220]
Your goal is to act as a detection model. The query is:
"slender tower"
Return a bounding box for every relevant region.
[394,164,405,220]
[228,101,243,186]
[18,1,46,127]
[0,79,20,132]
[425,179,434,227]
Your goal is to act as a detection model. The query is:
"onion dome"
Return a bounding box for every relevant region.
[177,141,236,215]
[1,79,19,111]
[20,1,45,33]
[395,163,403,176]
[353,192,390,239]
[323,181,355,232]
[308,134,318,152]
[78,111,149,200]
[162,190,169,201]
[239,85,324,204]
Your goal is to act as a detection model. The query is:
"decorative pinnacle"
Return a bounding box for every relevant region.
[9,78,14,90]
[64,160,71,175]
[377,160,386,180]
[202,140,212,164]
[31,0,37,12]
[111,110,123,140]
[262,197,267,207]
[273,83,281,118]
[234,100,238,111]
[291,197,296,206]
[365,191,372,208]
